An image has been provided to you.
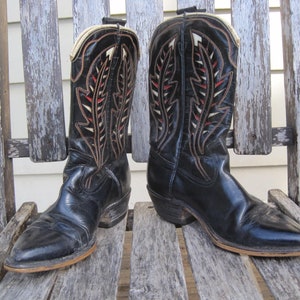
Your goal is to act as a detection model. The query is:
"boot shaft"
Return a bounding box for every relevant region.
[69,25,139,168]
[149,13,239,179]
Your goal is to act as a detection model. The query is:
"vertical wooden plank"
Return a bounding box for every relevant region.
[19,0,66,162]
[232,0,272,154]
[126,0,164,162]
[129,203,188,299]
[72,0,110,40]
[49,219,127,299]
[177,0,215,13]
[0,0,15,227]
[280,0,300,204]
[182,222,264,300]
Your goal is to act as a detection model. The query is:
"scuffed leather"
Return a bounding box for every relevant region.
[148,13,300,254]
[6,25,139,268]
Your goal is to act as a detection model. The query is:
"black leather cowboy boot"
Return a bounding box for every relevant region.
[147,13,300,256]
[5,24,139,272]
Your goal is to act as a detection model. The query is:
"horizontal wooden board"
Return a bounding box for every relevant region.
[7,127,293,158]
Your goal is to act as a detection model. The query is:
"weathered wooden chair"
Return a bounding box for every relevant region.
[0,0,300,299]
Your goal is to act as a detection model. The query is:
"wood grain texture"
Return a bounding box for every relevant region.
[182,222,263,300]
[19,0,66,162]
[252,257,300,299]
[126,0,163,162]
[232,0,272,155]
[0,270,58,300]
[177,0,215,12]
[0,202,37,280]
[281,0,300,204]
[129,202,188,299]
[72,0,110,40]
[0,0,15,229]
[49,218,127,300]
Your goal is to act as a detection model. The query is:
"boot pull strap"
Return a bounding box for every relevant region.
[176,6,206,15]
[102,17,126,26]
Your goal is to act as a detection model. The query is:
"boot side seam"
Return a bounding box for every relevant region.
[169,16,187,196]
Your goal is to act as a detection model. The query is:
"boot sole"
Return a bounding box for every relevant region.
[4,193,130,273]
[148,187,300,257]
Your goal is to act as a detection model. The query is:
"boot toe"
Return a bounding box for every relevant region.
[5,215,93,272]
[246,203,300,251]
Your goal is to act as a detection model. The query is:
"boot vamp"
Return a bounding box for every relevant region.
[56,152,130,232]
[174,168,300,248]
[242,198,300,245]
[53,166,117,233]
[8,154,130,266]
[7,213,88,264]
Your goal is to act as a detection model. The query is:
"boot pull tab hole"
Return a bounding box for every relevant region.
[176,6,206,15]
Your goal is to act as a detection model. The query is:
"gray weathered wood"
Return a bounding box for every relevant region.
[0,202,37,280]
[268,189,300,224]
[232,0,272,155]
[182,222,263,300]
[126,0,164,162]
[0,270,58,300]
[72,0,110,40]
[0,0,15,229]
[177,0,215,12]
[252,257,300,299]
[19,0,66,162]
[281,0,300,204]
[271,127,294,147]
[129,202,188,299]
[49,218,127,300]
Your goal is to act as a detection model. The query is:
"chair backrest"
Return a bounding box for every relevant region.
[0,0,299,231]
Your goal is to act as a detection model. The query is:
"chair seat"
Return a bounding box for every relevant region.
[1,194,300,299]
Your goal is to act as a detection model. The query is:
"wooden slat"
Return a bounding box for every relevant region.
[0,0,15,229]
[182,222,264,300]
[281,0,300,204]
[271,127,294,147]
[232,0,272,155]
[19,0,66,162]
[126,0,164,162]
[49,218,127,299]
[6,127,294,158]
[0,270,58,300]
[268,189,300,224]
[0,202,37,280]
[129,202,188,299]
[177,0,215,12]
[72,0,110,40]
[252,257,300,299]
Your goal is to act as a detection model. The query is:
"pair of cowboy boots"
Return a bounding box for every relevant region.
[5,13,300,273]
